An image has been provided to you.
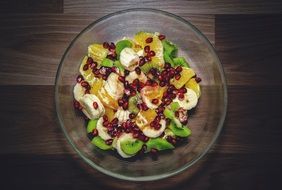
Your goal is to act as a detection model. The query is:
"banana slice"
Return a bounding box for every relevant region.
[142,95,158,109]
[73,83,85,102]
[116,133,134,158]
[142,119,166,138]
[96,117,112,141]
[114,108,130,124]
[125,70,147,84]
[120,47,139,71]
[104,73,124,100]
[80,94,105,119]
[173,88,198,110]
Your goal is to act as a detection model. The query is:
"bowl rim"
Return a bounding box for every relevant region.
[55,8,228,181]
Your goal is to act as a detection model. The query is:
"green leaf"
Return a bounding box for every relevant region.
[114,60,125,72]
[163,51,175,66]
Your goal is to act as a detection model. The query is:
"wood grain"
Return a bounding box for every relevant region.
[0,14,214,85]
[0,85,281,189]
[216,15,282,86]
[0,0,63,13]
[64,0,282,14]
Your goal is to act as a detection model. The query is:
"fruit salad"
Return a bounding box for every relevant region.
[73,32,201,158]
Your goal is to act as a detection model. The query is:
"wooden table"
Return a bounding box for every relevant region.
[1,1,282,189]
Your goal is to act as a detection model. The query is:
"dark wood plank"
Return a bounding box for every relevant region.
[0,14,214,85]
[64,0,282,14]
[0,85,281,189]
[215,15,282,86]
[0,0,63,13]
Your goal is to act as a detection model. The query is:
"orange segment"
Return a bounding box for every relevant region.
[97,87,119,110]
[79,56,96,85]
[185,78,201,98]
[90,78,104,96]
[170,67,195,89]
[141,85,166,101]
[135,109,157,129]
[104,107,116,121]
[134,32,164,68]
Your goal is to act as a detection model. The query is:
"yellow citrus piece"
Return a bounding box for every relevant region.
[135,109,157,129]
[97,87,119,110]
[141,85,165,100]
[104,107,116,121]
[88,44,108,64]
[79,56,96,85]
[134,32,164,68]
[170,67,195,89]
[185,78,201,98]
[90,78,104,96]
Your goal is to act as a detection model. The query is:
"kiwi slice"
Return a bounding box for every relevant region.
[87,119,98,133]
[101,58,114,67]
[170,102,180,112]
[116,40,132,55]
[121,139,143,155]
[114,60,125,72]
[173,57,190,68]
[140,63,154,73]
[146,138,174,152]
[168,123,191,137]
[162,40,178,58]
[164,107,182,128]
[91,136,112,150]
[163,51,175,66]
[128,95,140,114]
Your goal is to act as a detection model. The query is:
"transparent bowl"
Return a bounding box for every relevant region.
[55,8,227,181]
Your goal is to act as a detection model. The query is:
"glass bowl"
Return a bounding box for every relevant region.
[55,8,227,181]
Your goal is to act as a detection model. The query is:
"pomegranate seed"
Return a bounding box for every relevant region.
[112,118,118,124]
[76,75,83,83]
[176,66,183,73]
[81,81,90,90]
[175,74,181,80]
[83,64,89,71]
[145,55,152,62]
[90,62,97,69]
[105,139,113,145]
[124,89,131,96]
[179,88,187,94]
[124,69,130,76]
[144,45,150,53]
[144,136,149,142]
[86,57,93,64]
[158,34,166,40]
[92,129,98,136]
[109,42,116,49]
[73,100,81,109]
[103,115,108,121]
[152,99,159,105]
[195,77,202,83]
[102,75,107,80]
[122,102,128,110]
[106,55,115,60]
[146,37,153,43]
[181,120,188,125]
[118,76,125,83]
[135,67,141,75]
[154,123,161,130]
[129,113,136,119]
[175,111,179,117]
[141,103,149,111]
[148,50,155,57]
[118,99,123,106]
[151,148,158,154]
[103,120,109,127]
[164,98,172,106]
[103,42,109,49]
[133,133,139,139]
[139,58,146,66]
[164,62,171,69]
[93,102,98,109]
[169,69,175,77]
[178,93,185,100]
[130,90,136,96]
[165,118,171,125]
[159,81,165,87]
[152,81,158,87]
[94,69,100,76]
